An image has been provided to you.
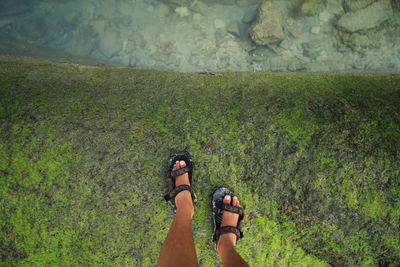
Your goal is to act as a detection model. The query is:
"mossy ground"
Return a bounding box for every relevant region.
[0,56,399,266]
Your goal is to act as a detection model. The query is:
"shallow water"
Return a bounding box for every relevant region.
[0,0,399,72]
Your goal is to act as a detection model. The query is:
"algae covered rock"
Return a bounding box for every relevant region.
[201,0,260,5]
[249,0,285,45]
[175,6,190,17]
[161,0,191,7]
[299,0,326,16]
[241,9,256,24]
[236,0,261,6]
[337,0,393,32]
[344,0,375,11]
[226,22,241,37]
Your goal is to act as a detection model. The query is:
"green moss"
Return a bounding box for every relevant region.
[0,56,399,266]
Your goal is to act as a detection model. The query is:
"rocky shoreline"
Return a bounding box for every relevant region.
[0,0,399,72]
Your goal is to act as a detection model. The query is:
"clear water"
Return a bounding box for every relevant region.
[0,0,399,73]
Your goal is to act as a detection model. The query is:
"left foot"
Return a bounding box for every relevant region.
[217,195,241,253]
[173,160,194,218]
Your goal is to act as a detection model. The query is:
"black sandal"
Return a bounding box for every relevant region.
[212,187,244,251]
[164,151,197,213]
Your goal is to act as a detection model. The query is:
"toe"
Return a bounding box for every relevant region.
[224,194,231,204]
[173,161,179,170]
[179,160,186,168]
[232,196,238,206]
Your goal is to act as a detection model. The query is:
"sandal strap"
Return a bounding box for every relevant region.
[213,226,243,242]
[164,184,195,202]
[171,166,191,178]
[218,202,244,217]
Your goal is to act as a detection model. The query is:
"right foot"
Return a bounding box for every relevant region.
[172,160,194,218]
[217,195,241,252]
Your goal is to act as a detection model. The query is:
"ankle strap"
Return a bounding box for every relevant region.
[164,184,196,203]
[213,226,243,243]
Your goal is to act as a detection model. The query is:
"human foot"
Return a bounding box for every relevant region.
[172,160,194,217]
[217,195,241,253]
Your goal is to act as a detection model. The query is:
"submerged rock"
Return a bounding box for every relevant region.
[337,0,393,32]
[214,18,226,29]
[241,9,256,24]
[75,27,97,56]
[155,3,170,16]
[116,0,134,16]
[226,22,241,37]
[0,17,14,29]
[199,0,260,5]
[339,29,386,49]
[299,0,326,16]
[236,0,261,6]
[63,13,81,29]
[21,20,48,40]
[343,0,375,12]
[304,60,349,72]
[92,18,109,36]
[0,0,31,17]
[189,1,209,15]
[201,0,237,5]
[162,0,191,6]
[248,47,270,62]
[249,0,285,45]
[98,30,122,58]
[175,6,190,17]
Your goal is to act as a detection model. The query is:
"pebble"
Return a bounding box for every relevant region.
[214,18,226,29]
[319,10,332,22]
[175,6,190,17]
[226,22,241,37]
[311,26,321,34]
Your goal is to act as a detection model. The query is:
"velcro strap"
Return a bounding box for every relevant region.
[171,166,191,178]
[213,226,242,242]
[219,203,244,217]
[164,184,195,202]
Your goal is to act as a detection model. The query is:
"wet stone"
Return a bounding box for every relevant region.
[249,0,285,45]
[175,6,190,17]
[337,0,393,32]
[343,0,375,12]
[226,22,241,37]
[299,0,326,16]
[248,47,270,61]
[155,3,170,16]
[163,0,191,7]
[242,9,256,24]
[189,1,209,15]
[311,26,321,34]
[236,0,261,6]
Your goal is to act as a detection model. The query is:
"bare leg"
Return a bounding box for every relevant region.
[217,195,249,267]
[157,161,198,267]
